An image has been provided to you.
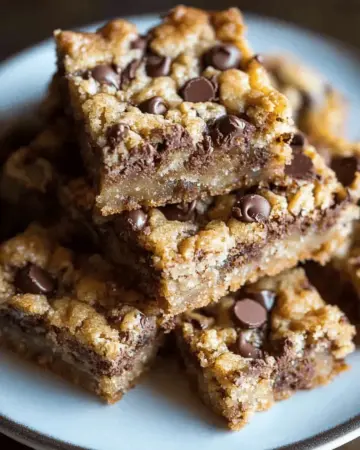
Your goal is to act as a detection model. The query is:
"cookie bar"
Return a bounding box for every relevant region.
[305,261,360,332]
[265,55,347,149]
[0,224,166,402]
[60,139,359,315]
[0,114,86,242]
[55,6,294,214]
[0,116,81,220]
[266,55,360,200]
[176,268,355,430]
[333,221,360,294]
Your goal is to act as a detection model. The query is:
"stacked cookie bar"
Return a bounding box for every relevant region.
[266,54,360,328]
[0,6,358,430]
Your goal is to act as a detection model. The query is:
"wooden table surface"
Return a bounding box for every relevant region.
[0,1,359,448]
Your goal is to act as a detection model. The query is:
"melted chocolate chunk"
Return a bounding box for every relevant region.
[131,36,147,50]
[161,200,197,222]
[331,156,360,187]
[146,55,171,77]
[107,123,129,146]
[285,147,314,180]
[150,124,193,154]
[204,44,241,71]
[233,299,267,329]
[121,60,140,87]
[290,132,307,147]
[180,77,215,102]
[139,96,168,115]
[125,210,148,231]
[210,115,255,148]
[244,289,276,311]
[232,194,271,223]
[91,65,120,89]
[236,331,262,359]
[15,264,55,295]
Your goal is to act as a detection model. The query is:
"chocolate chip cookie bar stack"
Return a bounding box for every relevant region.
[0,5,358,430]
[54,6,358,316]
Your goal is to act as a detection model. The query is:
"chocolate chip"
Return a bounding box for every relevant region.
[236,331,262,358]
[204,44,241,71]
[180,77,215,102]
[161,200,197,222]
[290,132,307,147]
[232,194,271,223]
[285,147,314,180]
[214,115,246,137]
[131,36,147,50]
[138,96,168,115]
[233,299,267,329]
[208,75,219,96]
[210,115,255,148]
[107,123,129,146]
[91,64,120,89]
[331,156,360,187]
[15,264,55,295]
[121,60,140,87]
[125,210,148,231]
[245,289,276,311]
[146,55,171,77]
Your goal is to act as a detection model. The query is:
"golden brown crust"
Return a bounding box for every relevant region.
[177,268,355,430]
[55,7,294,213]
[0,224,165,362]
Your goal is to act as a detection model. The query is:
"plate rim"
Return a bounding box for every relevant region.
[0,11,359,450]
[1,411,360,450]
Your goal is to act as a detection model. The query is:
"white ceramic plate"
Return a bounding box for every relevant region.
[0,13,360,450]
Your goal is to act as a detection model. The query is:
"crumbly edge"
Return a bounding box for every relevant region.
[98,199,358,314]
[266,54,360,201]
[176,331,275,430]
[0,224,170,369]
[175,268,355,429]
[61,179,359,313]
[57,132,358,314]
[94,144,286,214]
[0,317,163,402]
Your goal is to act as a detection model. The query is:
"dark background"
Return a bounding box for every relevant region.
[2,0,360,62]
[0,0,359,448]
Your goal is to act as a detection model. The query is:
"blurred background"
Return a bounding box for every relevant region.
[2,0,360,61]
[0,1,359,449]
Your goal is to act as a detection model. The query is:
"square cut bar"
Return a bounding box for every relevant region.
[265,55,348,147]
[266,54,360,196]
[55,6,295,214]
[176,268,355,430]
[0,224,166,402]
[0,115,85,241]
[60,140,359,316]
[332,221,360,302]
[0,117,75,218]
